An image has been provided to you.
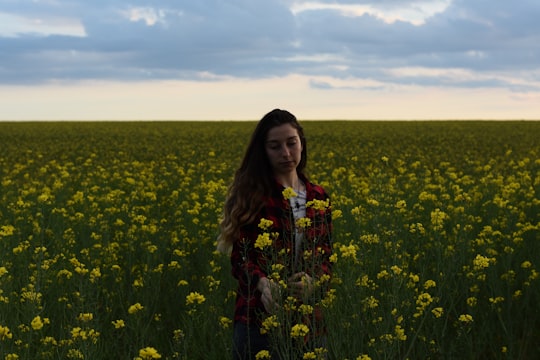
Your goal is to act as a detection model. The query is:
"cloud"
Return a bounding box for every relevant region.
[121,7,169,26]
[0,0,539,95]
[290,0,452,26]
[0,11,86,37]
[383,66,540,92]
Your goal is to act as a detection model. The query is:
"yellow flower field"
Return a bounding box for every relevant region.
[0,121,538,359]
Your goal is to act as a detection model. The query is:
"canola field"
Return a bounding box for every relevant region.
[0,121,539,359]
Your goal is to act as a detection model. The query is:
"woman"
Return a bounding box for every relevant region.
[217,109,333,359]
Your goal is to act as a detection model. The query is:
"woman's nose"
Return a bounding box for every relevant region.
[281,145,291,156]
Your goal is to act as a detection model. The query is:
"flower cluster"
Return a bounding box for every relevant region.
[0,121,538,359]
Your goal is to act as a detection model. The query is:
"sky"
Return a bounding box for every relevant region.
[0,0,539,121]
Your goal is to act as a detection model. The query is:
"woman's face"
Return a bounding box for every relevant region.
[265,123,303,177]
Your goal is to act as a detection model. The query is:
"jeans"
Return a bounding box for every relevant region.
[232,322,275,360]
[232,321,327,359]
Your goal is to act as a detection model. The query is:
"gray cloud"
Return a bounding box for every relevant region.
[0,0,539,91]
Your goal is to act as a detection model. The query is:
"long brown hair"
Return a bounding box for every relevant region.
[217,109,307,254]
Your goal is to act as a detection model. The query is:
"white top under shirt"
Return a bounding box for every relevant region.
[289,189,307,264]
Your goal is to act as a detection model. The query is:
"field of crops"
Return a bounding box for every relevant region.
[0,120,539,359]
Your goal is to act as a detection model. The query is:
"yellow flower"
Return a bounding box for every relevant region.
[414,292,434,317]
[173,329,185,342]
[258,218,274,231]
[128,303,144,314]
[395,200,407,209]
[89,267,101,283]
[40,336,57,346]
[112,319,125,329]
[296,217,312,229]
[299,304,314,315]
[430,208,448,230]
[290,323,310,338]
[185,292,206,305]
[78,313,94,322]
[390,265,402,275]
[71,326,82,339]
[282,187,297,200]
[409,223,425,235]
[307,198,330,211]
[489,296,504,304]
[271,263,285,273]
[31,315,49,330]
[431,307,444,318]
[339,242,357,260]
[260,315,279,334]
[316,274,331,287]
[314,347,328,358]
[254,232,273,250]
[219,316,232,329]
[138,346,162,359]
[255,350,271,360]
[0,325,13,340]
[467,297,478,307]
[363,296,379,309]
[356,355,372,360]
[67,349,84,359]
[394,325,407,341]
[367,198,379,207]
[377,270,389,279]
[0,225,16,237]
[71,327,100,342]
[416,292,433,306]
[37,192,52,203]
[473,254,493,270]
[458,314,474,324]
[419,191,437,202]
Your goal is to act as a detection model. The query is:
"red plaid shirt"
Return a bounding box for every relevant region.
[231,174,333,325]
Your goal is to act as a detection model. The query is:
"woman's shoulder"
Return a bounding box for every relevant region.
[300,174,329,199]
[310,183,329,199]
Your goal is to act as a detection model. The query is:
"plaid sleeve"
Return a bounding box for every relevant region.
[230,226,268,293]
[229,197,284,288]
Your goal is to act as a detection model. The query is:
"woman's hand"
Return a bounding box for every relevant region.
[288,272,314,301]
[257,277,280,314]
